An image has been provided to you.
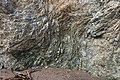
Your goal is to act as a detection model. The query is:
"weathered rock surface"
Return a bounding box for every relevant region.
[0,68,106,80]
[0,0,120,80]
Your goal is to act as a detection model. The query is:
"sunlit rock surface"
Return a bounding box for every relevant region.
[0,0,120,79]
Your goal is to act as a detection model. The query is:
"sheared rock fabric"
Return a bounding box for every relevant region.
[0,0,120,79]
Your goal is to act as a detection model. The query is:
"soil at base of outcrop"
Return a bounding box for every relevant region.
[0,68,106,80]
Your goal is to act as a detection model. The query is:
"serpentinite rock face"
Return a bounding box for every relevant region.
[0,0,120,79]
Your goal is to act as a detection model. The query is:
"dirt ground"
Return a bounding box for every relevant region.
[0,68,106,80]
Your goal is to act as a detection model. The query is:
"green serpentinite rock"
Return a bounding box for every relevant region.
[0,0,120,79]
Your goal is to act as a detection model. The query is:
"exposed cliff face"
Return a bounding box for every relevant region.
[0,0,120,79]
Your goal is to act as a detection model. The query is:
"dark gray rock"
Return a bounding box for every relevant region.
[0,0,15,14]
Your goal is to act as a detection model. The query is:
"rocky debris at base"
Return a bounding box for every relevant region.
[0,68,106,80]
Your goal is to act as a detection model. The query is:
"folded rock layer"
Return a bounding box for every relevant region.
[0,0,120,79]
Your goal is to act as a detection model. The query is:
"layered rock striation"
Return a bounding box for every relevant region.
[0,0,120,79]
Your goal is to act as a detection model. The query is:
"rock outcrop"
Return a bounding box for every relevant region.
[0,0,120,79]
